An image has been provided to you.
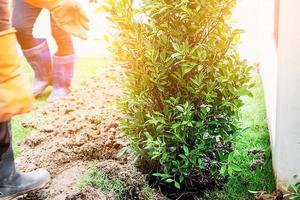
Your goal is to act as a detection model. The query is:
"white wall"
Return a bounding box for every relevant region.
[234,0,300,186]
[234,0,277,147]
[275,0,300,185]
[256,0,277,151]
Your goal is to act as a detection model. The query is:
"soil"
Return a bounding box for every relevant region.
[14,65,143,200]
[253,190,285,200]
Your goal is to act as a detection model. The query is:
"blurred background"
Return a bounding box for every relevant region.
[11,0,275,63]
[12,1,110,56]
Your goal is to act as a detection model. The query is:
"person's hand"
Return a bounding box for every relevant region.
[24,0,89,40]
[49,0,90,40]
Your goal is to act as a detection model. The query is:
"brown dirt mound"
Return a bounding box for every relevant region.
[15,65,134,200]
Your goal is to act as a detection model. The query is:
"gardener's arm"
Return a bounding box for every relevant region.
[24,0,89,40]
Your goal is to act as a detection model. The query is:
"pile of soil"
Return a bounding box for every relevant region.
[15,65,143,200]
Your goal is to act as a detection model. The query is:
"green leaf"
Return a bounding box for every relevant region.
[117,147,128,157]
[171,123,180,129]
[220,165,227,176]
[174,181,181,189]
[183,146,189,155]
[228,166,234,176]
[171,52,182,58]
[165,179,173,183]
[176,106,184,113]
[232,164,242,172]
[196,121,203,127]
[103,34,110,42]
[172,43,181,52]
[152,173,163,177]
[179,175,185,183]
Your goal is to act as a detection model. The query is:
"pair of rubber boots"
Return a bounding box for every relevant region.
[23,39,75,102]
[0,121,50,199]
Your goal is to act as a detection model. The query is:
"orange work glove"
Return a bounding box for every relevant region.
[0,28,33,122]
[24,0,89,40]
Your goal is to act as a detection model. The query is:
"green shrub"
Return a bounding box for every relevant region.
[102,0,252,190]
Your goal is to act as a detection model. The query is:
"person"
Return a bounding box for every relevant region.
[12,0,76,102]
[0,0,88,198]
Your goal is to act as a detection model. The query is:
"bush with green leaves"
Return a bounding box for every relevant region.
[101,0,252,190]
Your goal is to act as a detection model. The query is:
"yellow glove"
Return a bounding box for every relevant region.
[24,0,89,40]
[0,29,33,121]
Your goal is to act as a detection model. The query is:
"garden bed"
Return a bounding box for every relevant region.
[13,60,275,199]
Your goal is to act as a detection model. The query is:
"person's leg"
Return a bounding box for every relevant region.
[0,120,50,199]
[0,2,50,197]
[12,0,42,49]
[12,0,52,97]
[0,121,10,158]
[50,15,74,56]
[48,16,75,102]
[0,121,16,182]
[0,1,13,148]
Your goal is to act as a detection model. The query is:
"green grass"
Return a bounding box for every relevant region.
[12,56,108,155]
[79,165,127,198]
[11,116,33,156]
[205,75,276,200]
[141,186,160,200]
[79,165,162,200]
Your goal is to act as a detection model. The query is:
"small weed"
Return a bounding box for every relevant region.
[141,186,159,200]
[282,175,300,199]
[79,165,126,198]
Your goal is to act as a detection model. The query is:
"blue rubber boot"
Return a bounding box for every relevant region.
[22,39,52,97]
[47,54,76,102]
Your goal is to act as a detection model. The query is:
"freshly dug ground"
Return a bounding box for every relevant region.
[14,65,149,200]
